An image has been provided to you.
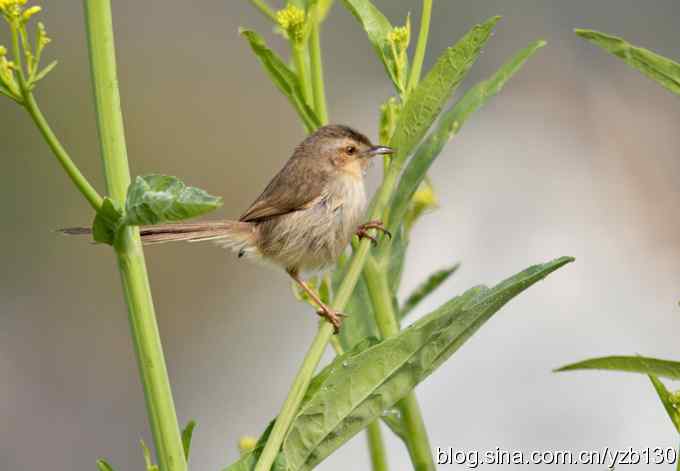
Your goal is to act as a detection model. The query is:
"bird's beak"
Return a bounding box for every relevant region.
[364,145,394,158]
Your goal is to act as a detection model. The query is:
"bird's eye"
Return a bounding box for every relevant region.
[346,145,357,155]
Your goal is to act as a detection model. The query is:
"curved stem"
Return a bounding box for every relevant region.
[407,0,433,94]
[23,93,103,211]
[83,1,186,470]
[11,19,103,211]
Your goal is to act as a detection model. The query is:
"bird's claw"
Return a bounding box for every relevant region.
[316,307,348,334]
[356,220,391,246]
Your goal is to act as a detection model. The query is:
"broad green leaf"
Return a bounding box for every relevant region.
[575,29,680,96]
[390,16,501,164]
[92,197,123,245]
[556,356,680,380]
[123,175,222,226]
[225,257,572,471]
[182,420,196,462]
[279,256,573,471]
[140,440,159,471]
[400,263,460,319]
[649,375,680,434]
[240,29,321,132]
[340,0,400,92]
[96,459,116,471]
[389,39,546,233]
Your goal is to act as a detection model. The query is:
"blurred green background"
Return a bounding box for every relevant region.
[2,1,680,470]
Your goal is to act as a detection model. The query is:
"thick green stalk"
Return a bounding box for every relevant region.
[83,2,186,471]
[363,256,435,471]
[254,147,407,471]
[309,19,328,124]
[407,0,433,94]
[366,421,389,471]
[292,40,314,109]
[10,22,103,211]
[249,0,278,22]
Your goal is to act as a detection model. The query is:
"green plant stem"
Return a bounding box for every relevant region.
[309,19,328,124]
[250,0,278,22]
[366,421,389,471]
[83,2,186,471]
[254,143,408,471]
[254,322,334,471]
[407,0,433,94]
[363,256,435,471]
[292,40,314,109]
[10,23,103,212]
[22,93,104,211]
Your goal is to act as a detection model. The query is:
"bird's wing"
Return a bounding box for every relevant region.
[239,157,328,222]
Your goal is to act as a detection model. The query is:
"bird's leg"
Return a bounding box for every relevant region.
[355,219,392,246]
[287,269,347,333]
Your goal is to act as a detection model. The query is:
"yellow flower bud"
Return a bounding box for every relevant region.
[276,5,306,43]
[21,5,40,22]
[0,45,6,56]
[388,26,409,47]
[238,436,257,455]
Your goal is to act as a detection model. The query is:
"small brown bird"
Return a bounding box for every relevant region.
[68,125,393,332]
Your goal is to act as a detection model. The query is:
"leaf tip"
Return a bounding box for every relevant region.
[574,28,597,40]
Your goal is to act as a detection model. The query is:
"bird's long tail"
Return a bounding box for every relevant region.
[60,220,256,248]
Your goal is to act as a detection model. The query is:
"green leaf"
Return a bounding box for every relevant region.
[140,439,160,471]
[385,225,407,293]
[649,375,680,434]
[92,197,123,245]
[182,420,196,462]
[400,263,460,319]
[224,258,572,471]
[279,256,573,471]
[33,60,58,83]
[389,39,546,233]
[96,459,116,471]
[556,355,680,380]
[239,29,321,132]
[123,174,222,226]
[390,16,501,164]
[340,0,400,92]
[575,29,680,96]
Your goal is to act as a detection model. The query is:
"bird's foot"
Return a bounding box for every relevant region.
[316,305,348,334]
[356,220,392,246]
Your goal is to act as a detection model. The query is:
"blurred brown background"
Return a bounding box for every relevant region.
[2,1,680,470]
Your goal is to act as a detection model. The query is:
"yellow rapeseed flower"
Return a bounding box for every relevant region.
[276,4,306,43]
[21,5,41,22]
[388,25,409,48]
[0,0,28,12]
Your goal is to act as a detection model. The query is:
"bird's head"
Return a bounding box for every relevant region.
[296,125,394,179]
